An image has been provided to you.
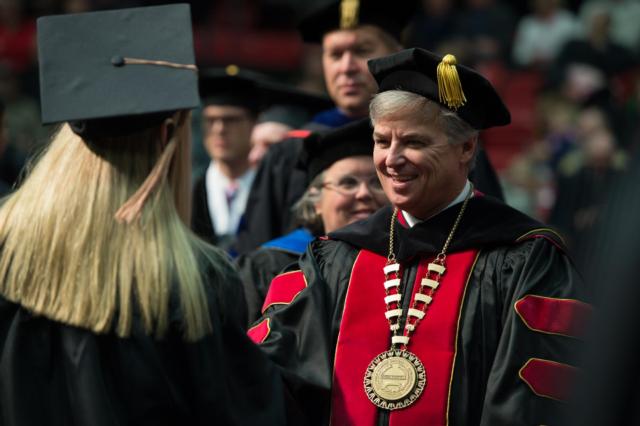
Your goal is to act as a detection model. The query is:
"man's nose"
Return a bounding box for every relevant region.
[385,142,405,168]
[338,51,358,73]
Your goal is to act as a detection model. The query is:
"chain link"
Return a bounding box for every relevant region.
[384,184,474,350]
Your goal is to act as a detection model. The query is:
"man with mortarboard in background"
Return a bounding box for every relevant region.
[249,47,588,426]
[235,0,505,255]
[192,66,331,252]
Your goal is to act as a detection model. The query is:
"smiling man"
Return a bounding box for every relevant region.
[235,0,506,255]
[233,0,415,254]
[250,48,588,426]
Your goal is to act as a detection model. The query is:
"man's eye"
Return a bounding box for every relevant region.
[354,47,373,57]
[407,140,426,147]
[327,50,342,60]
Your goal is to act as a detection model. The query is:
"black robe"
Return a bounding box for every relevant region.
[236,228,314,324]
[250,196,588,426]
[0,254,285,425]
[191,173,217,245]
[191,174,236,252]
[234,124,504,255]
[566,159,640,425]
[548,164,625,269]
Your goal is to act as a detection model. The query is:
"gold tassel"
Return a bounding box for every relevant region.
[114,138,178,224]
[225,64,239,76]
[340,0,359,29]
[437,54,467,110]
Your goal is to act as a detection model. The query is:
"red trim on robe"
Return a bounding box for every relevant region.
[261,270,307,313]
[516,228,567,252]
[286,129,312,139]
[519,358,577,401]
[247,318,271,344]
[397,211,408,227]
[330,249,478,426]
[515,295,591,338]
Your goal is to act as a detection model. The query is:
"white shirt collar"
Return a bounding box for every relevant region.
[205,161,256,236]
[402,180,473,228]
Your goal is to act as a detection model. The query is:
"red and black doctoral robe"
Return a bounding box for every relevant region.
[249,196,589,426]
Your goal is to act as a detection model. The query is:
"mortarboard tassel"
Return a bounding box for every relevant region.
[340,0,359,29]
[114,137,178,224]
[437,54,467,110]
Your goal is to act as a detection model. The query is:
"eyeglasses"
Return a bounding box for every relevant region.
[321,175,384,196]
[203,114,251,128]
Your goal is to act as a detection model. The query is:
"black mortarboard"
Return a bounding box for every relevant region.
[297,0,416,44]
[199,66,261,114]
[368,48,511,130]
[37,4,200,139]
[300,118,374,181]
[199,65,333,120]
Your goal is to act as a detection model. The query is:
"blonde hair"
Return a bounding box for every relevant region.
[0,111,219,341]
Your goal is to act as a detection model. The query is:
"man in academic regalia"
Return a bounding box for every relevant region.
[235,0,505,255]
[249,48,589,426]
[192,67,331,252]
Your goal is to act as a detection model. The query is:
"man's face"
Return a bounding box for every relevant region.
[373,111,475,219]
[322,26,396,117]
[202,105,255,163]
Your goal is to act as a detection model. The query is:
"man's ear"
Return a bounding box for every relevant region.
[460,135,478,166]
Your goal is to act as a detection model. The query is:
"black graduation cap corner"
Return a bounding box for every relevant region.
[297,0,417,43]
[37,3,200,139]
[368,48,511,130]
[300,118,374,181]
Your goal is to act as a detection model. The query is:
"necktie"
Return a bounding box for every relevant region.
[225,181,239,210]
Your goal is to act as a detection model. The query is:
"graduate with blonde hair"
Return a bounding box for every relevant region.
[0,5,284,425]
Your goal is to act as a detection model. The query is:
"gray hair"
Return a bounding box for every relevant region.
[369,90,479,146]
[291,172,325,236]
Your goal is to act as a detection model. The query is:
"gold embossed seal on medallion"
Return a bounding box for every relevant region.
[363,349,427,410]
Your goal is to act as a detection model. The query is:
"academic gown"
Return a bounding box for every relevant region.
[249,196,588,426]
[192,174,218,246]
[235,228,314,325]
[234,108,505,255]
[565,159,640,425]
[0,253,286,426]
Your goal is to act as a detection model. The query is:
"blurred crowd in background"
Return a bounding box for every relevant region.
[1,0,639,268]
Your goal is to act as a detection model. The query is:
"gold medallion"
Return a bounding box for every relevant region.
[363,349,426,410]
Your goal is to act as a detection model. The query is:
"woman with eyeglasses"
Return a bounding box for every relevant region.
[236,118,388,324]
